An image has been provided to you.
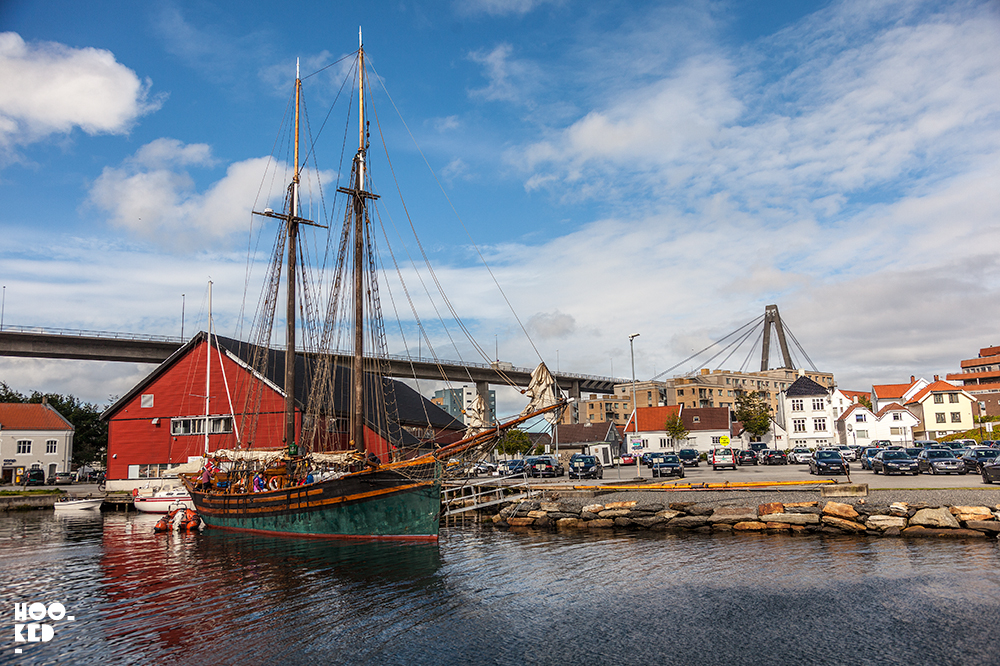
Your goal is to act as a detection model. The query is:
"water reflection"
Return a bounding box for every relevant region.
[0,514,998,665]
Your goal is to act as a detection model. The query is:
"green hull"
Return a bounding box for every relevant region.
[188,470,441,540]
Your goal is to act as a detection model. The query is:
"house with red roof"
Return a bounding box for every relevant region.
[624,405,732,453]
[834,402,918,448]
[0,402,75,484]
[870,375,974,441]
[903,379,975,440]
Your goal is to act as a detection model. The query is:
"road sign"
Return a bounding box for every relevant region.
[720,436,730,446]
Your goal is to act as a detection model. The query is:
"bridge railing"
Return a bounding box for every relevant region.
[0,324,184,344]
[0,325,624,384]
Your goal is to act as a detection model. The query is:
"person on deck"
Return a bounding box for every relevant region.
[253,471,266,493]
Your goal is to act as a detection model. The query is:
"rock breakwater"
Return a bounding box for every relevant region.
[489,498,1000,538]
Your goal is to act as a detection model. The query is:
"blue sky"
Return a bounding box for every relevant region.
[1,0,998,416]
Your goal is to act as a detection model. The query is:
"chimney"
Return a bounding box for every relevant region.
[933,374,939,382]
[910,375,915,383]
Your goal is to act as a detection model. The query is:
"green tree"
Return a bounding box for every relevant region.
[735,390,771,440]
[664,412,689,450]
[0,383,108,466]
[497,428,533,457]
[858,394,873,411]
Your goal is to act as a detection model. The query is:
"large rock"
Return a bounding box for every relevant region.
[822,515,867,533]
[632,516,667,528]
[965,520,1000,534]
[686,504,715,516]
[587,519,615,529]
[605,501,638,510]
[758,502,784,516]
[613,517,634,527]
[910,507,961,529]
[527,510,548,519]
[655,509,682,520]
[710,507,758,524]
[822,501,860,520]
[761,513,819,525]
[583,503,605,514]
[950,505,992,516]
[866,515,907,530]
[784,501,818,508]
[733,521,767,531]
[508,517,535,526]
[901,526,987,538]
[556,518,581,529]
[668,515,710,528]
[669,502,695,511]
[888,502,909,517]
[766,522,792,531]
[598,509,632,519]
[540,501,562,512]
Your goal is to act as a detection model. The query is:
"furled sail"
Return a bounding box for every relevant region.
[464,392,490,439]
[520,363,562,425]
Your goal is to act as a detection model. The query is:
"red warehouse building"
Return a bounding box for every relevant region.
[102,332,464,485]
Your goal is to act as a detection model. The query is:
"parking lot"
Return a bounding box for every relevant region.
[517,458,992,490]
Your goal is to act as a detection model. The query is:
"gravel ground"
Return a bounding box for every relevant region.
[553,487,1000,512]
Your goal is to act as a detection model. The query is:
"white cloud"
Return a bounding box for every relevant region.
[87,139,314,249]
[468,43,541,105]
[456,0,561,18]
[0,32,161,161]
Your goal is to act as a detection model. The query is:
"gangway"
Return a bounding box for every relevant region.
[441,474,538,522]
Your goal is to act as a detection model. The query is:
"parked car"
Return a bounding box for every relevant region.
[859,448,882,470]
[836,446,857,461]
[471,461,497,476]
[808,450,849,475]
[916,449,965,475]
[21,469,46,486]
[48,471,75,485]
[904,447,923,458]
[981,456,1000,484]
[678,449,700,467]
[913,440,939,449]
[651,454,685,479]
[737,449,759,465]
[711,448,737,471]
[618,454,636,466]
[645,452,669,468]
[960,447,999,473]
[871,450,919,475]
[497,459,526,476]
[788,448,812,464]
[525,456,564,478]
[761,450,788,465]
[569,455,604,480]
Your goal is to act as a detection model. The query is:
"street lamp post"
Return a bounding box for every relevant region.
[629,333,640,474]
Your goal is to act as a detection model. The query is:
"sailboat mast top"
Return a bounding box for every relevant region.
[283,61,302,454]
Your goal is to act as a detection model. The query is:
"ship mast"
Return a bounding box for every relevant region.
[255,59,323,455]
[339,31,378,457]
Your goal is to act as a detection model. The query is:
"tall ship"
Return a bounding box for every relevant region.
[181,35,564,539]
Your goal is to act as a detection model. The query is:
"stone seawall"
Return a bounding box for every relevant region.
[486,497,1000,538]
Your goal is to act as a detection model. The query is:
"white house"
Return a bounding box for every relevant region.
[778,376,839,449]
[835,402,918,447]
[0,402,75,483]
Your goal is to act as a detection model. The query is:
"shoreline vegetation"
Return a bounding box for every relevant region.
[479,489,1000,539]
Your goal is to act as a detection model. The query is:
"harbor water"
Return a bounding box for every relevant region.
[2,510,999,665]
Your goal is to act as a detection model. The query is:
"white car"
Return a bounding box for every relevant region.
[788,448,812,464]
[837,446,856,461]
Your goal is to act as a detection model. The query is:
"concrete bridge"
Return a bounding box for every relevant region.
[0,326,622,399]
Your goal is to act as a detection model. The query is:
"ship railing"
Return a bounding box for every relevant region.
[440,473,537,522]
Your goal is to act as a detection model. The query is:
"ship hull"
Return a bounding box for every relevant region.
[186,468,441,540]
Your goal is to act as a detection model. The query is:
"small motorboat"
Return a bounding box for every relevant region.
[132,488,194,513]
[54,497,103,511]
